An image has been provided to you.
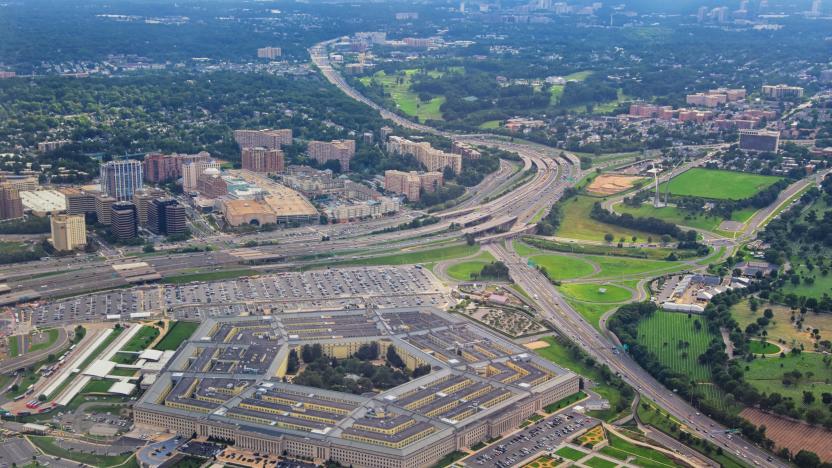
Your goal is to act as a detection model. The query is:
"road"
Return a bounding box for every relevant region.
[0,327,69,374]
[312,35,784,467]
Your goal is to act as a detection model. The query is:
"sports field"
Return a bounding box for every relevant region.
[661,168,782,200]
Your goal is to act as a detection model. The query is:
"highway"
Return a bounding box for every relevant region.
[311,37,782,467]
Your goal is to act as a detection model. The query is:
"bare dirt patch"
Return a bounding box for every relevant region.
[586,175,645,196]
[525,340,551,350]
[740,408,832,461]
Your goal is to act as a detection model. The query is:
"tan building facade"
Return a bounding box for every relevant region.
[50,214,86,251]
[234,129,292,150]
[242,147,284,173]
[383,170,443,202]
[308,139,356,172]
[386,136,461,174]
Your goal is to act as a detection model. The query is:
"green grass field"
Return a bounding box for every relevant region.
[555,446,588,461]
[780,263,832,300]
[602,432,677,467]
[636,311,714,382]
[518,237,687,261]
[7,335,20,357]
[446,251,496,281]
[28,435,135,467]
[747,340,779,354]
[478,119,501,129]
[588,255,682,279]
[528,254,596,280]
[154,321,199,351]
[614,203,725,232]
[559,283,632,303]
[359,69,444,122]
[111,325,159,364]
[743,352,832,415]
[557,195,655,243]
[535,336,629,421]
[662,168,783,200]
[28,328,60,353]
[565,299,614,331]
[584,457,617,468]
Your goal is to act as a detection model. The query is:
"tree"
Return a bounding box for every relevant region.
[794,450,820,468]
[604,233,614,243]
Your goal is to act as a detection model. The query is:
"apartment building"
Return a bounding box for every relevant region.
[762,84,804,99]
[257,47,282,59]
[0,185,23,220]
[386,136,462,174]
[37,140,71,153]
[182,160,222,192]
[143,151,212,183]
[242,147,285,173]
[384,170,443,202]
[234,129,293,150]
[308,139,356,172]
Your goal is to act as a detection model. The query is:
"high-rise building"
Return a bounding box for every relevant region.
[233,129,292,150]
[257,47,282,59]
[100,160,143,201]
[50,214,86,251]
[182,160,222,192]
[762,84,804,99]
[147,198,186,236]
[142,151,212,183]
[95,193,117,225]
[0,185,23,220]
[61,188,97,215]
[133,188,167,226]
[308,140,356,172]
[242,147,284,173]
[739,129,780,152]
[380,126,393,141]
[110,202,137,241]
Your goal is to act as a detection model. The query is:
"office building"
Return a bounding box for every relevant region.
[739,129,780,152]
[100,160,143,201]
[242,147,284,173]
[234,129,292,150]
[308,140,356,172]
[384,170,443,202]
[95,193,117,225]
[133,188,167,226]
[257,47,282,59]
[386,136,462,174]
[50,214,86,251]
[762,84,804,99]
[182,160,222,192]
[0,185,23,220]
[147,199,186,236]
[0,176,38,192]
[110,202,138,241]
[61,188,97,215]
[135,306,579,468]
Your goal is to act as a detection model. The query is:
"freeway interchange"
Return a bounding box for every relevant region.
[0,39,790,468]
[307,38,784,468]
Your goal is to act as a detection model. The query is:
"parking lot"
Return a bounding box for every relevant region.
[22,266,445,326]
[468,412,598,467]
